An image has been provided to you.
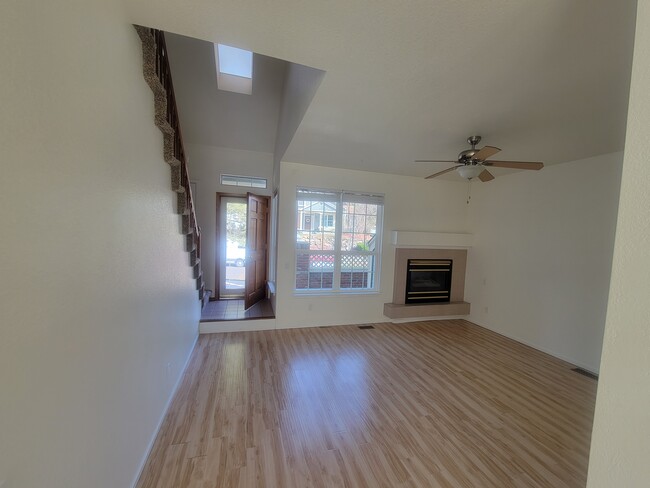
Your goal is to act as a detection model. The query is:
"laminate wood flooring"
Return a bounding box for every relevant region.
[136,320,597,488]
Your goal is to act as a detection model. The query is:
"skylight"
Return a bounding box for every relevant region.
[215,43,253,95]
[217,44,252,78]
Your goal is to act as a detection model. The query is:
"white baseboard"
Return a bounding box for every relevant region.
[389,315,467,324]
[469,319,599,375]
[200,318,276,334]
[131,332,199,488]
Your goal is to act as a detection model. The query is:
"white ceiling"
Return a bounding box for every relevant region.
[138,0,637,179]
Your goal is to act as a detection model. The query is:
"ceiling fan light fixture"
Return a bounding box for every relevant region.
[418,135,543,182]
[456,165,484,180]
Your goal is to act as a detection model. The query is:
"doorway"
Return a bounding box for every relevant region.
[218,196,247,298]
[215,193,270,311]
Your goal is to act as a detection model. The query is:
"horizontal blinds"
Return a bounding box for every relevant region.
[343,192,384,205]
[296,188,339,202]
[297,188,384,205]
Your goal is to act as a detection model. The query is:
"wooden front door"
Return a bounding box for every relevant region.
[244,193,269,310]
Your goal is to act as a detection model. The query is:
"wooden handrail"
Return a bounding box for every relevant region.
[149,28,201,262]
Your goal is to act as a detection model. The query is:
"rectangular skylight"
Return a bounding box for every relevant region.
[215,43,253,95]
[217,44,252,78]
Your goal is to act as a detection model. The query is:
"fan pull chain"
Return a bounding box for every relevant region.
[467,180,472,204]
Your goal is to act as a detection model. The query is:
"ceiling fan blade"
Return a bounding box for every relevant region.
[482,160,544,170]
[414,159,457,163]
[472,145,501,161]
[425,166,458,179]
[478,169,495,182]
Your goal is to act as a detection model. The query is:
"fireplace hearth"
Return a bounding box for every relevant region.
[405,259,452,304]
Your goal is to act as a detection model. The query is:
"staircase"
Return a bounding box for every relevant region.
[134,25,207,306]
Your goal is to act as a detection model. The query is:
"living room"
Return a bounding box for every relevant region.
[1,1,648,487]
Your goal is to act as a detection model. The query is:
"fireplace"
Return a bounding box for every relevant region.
[405,259,452,304]
[384,246,470,319]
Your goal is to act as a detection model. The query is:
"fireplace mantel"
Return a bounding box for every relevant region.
[391,231,473,249]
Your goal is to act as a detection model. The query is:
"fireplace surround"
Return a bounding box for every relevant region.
[384,247,470,319]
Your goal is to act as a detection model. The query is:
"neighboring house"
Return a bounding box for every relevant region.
[297,201,336,231]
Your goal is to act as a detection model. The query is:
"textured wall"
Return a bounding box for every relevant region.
[0,2,200,487]
[466,153,623,373]
[587,1,650,484]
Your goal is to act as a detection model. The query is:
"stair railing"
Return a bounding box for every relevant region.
[150,29,202,274]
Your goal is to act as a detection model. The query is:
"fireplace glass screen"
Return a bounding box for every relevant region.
[405,259,452,304]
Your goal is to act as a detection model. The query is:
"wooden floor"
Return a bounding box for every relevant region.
[136,320,598,488]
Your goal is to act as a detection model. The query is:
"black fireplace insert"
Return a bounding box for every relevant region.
[405,259,452,304]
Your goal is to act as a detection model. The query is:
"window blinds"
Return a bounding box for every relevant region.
[297,188,384,205]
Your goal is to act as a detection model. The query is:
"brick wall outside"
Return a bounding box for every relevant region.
[341,272,369,289]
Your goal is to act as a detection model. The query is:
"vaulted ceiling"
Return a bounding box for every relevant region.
[165,32,287,154]
[132,0,637,179]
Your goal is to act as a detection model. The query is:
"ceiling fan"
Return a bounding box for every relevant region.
[416,136,544,182]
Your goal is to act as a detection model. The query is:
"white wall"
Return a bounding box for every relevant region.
[273,63,326,189]
[0,3,200,487]
[164,32,287,154]
[185,143,274,294]
[275,162,469,328]
[466,153,622,372]
[587,1,650,484]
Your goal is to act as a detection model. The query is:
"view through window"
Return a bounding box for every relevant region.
[224,199,246,295]
[295,188,383,292]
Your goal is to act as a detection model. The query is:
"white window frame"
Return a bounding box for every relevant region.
[295,187,384,294]
[220,174,267,189]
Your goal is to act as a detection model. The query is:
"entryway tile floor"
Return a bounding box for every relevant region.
[200,298,274,322]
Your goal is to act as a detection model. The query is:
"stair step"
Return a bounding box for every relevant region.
[185,234,196,252]
[177,189,188,215]
[154,97,173,134]
[135,25,202,303]
[181,215,192,235]
[171,165,182,192]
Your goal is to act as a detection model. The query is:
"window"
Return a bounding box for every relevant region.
[221,174,267,189]
[295,188,384,293]
[323,214,334,227]
[214,43,253,95]
[216,44,252,78]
